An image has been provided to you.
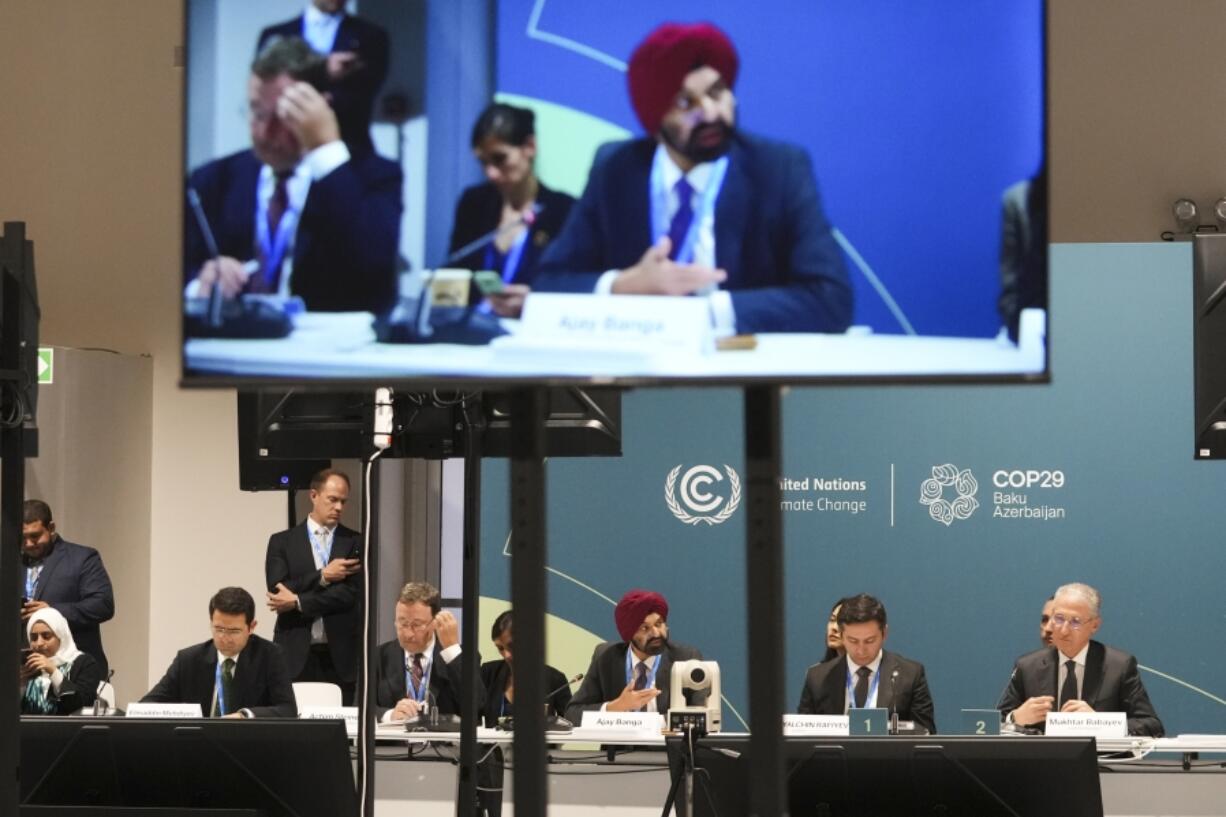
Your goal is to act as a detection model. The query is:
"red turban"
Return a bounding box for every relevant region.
[615,589,669,642]
[627,22,740,135]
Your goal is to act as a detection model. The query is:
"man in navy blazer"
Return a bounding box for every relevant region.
[21,500,115,677]
[143,587,296,718]
[256,0,390,155]
[534,22,852,336]
[184,36,400,314]
[265,469,362,704]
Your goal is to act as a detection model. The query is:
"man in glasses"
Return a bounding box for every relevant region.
[998,582,1163,736]
[142,587,297,718]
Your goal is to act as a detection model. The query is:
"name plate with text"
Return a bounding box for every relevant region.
[517,294,715,355]
[581,711,665,735]
[783,714,850,736]
[300,705,359,734]
[126,703,203,719]
[1045,711,1127,738]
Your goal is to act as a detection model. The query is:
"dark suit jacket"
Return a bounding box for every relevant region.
[185,148,401,314]
[534,132,853,335]
[21,652,102,715]
[142,635,297,718]
[797,650,937,734]
[29,537,114,676]
[479,659,571,727]
[447,182,576,287]
[565,641,702,726]
[997,640,1164,737]
[265,522,362,683]
[257,13,389,154]
[374,639,485,721]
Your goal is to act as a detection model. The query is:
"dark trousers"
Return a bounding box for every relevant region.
[298,643,356,705]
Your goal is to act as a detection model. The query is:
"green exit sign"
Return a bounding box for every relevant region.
[37,347,53,385]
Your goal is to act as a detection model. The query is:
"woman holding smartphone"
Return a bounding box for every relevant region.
[21,607,101,715]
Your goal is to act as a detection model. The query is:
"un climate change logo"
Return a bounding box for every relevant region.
[919,463,979,526]
[665,464,742,526]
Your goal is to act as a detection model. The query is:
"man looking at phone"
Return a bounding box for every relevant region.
[183,35,400,313]
[265,468,363,703]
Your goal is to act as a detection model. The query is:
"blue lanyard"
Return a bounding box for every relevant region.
[214,660,228,716]
[254,177,300,290]
[650,155,729,265]
[405,657,432,703]
[25,566,39,599]
[308,526,333,569]
[625,650,662,689]
[483,225,531,285]
[845,664,882,710]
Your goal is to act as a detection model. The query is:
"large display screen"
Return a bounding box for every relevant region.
[182,0,1047,385]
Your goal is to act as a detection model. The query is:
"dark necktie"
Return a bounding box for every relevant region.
[634,662,650,711]
[253,171,292,293]
[411,653,425,693]
[217,658,235,717]
[667,177,694,260]
[267,172,291,239]
[854,666,872,708]
[1059,659,1079,709]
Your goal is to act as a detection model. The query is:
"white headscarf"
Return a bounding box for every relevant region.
[26,606,83,665]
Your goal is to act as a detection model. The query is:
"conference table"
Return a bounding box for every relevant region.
[184,311,1046,380]
[369,727,1226,816]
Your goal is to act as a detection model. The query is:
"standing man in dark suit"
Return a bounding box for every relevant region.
[142,587,297,718]
[20,500,115,677]
[797,593,937,734]
[265,468,362,704]
[376,581,482,722]
[998,582,1163,737]
[534,22,852,336]
[565,589,702,725]
[184,36,401,314]
[257,0,390,155]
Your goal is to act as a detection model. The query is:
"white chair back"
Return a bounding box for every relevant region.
[293,682,343,709]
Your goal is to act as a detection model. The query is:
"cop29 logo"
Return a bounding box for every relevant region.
[665,464,742,526]
[919,463,979,526]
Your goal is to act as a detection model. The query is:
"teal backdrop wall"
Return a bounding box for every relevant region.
[480,242,1226,735]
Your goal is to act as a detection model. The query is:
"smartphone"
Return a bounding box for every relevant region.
[20,648,33,663]
[474,270,505,296]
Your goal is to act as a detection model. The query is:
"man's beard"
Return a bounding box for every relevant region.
[663,121,734,165]
[634,634,668,656]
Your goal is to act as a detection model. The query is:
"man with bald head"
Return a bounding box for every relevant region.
[565,589,702,724]
[535,21,852,336]
[998,582,1163,736]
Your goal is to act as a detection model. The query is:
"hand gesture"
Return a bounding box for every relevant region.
[266,582,299,614]
[322,557,362,584]
[1012,695,1054,726]
[20,599,49,621]
[392,697,424,721]
[611,237,726,296]
[24,652,55,678]
[434,611,460,649]
[195,256,251,299]
[1060,699,1095,714]
[276,81,341,153]
[606,680,659,712]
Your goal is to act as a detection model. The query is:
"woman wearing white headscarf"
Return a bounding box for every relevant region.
[21,607,101,714]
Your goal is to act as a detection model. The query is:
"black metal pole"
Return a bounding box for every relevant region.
[744,385,786,817]
[509,388,548,817]
[358,453,381,817]
[0,224,27,817]
[456,398,484,816]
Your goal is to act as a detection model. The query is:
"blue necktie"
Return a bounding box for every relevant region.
[667,178,694,260]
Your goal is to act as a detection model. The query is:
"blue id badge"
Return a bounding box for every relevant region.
[961,709,1002,735]
[849,707,889,736]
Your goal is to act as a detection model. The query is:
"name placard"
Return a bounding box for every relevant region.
[516,294,715,355]
[580,711,664,734]
[1045,711,1127,738]
[300,705,359,734]
[848,707,889,736]
[783,714,850,736]
[126,703,203,719]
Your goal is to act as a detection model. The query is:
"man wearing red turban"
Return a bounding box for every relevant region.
[565,589,702,724]
[534,22,853,336]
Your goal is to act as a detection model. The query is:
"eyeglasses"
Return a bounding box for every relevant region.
[1050,614,1092,631]
[212,626,247,638]
[396,619,433,632]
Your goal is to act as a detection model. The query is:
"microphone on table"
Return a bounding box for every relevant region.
[442,203,543,266]
[888,669,899,734]
[92,668,116,716]
[496,672,584,732]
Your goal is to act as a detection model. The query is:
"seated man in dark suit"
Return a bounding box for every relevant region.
[375,581,483,722]
[534,22,852,336]
[797,593,936,734]
[21,500,115,677]
[566,589,702,725]
[257,0,389,155]
[184,36,400,314]
[142,587,297,718]
[998,582,1163,737]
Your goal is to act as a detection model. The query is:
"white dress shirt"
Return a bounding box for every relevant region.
[845,651,885,712]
